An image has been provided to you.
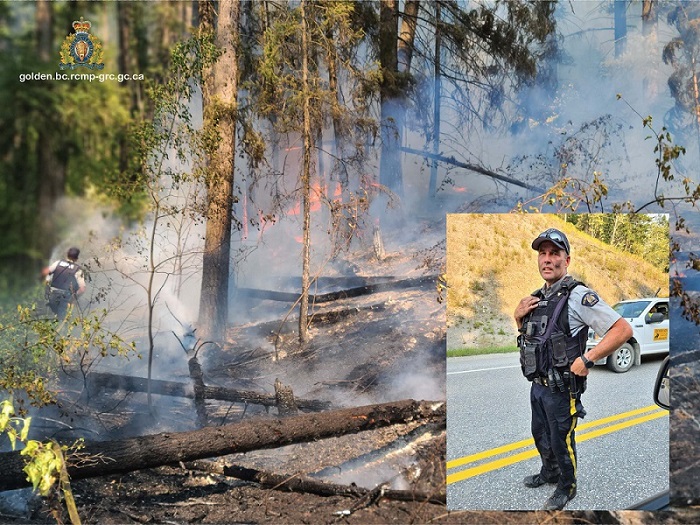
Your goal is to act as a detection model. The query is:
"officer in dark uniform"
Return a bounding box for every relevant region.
[42,247,86,320]
[514,228,633,510]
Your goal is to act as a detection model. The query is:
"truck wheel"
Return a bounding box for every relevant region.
[607,343,634,373]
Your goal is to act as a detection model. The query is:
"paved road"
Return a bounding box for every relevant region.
[446,352,668,511]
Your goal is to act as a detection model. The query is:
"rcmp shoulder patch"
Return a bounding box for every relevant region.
[581,292,599,307]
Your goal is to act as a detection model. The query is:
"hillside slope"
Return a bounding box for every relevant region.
[446,214,669,350]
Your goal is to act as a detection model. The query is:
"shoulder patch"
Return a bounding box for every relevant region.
[581,292,599,307]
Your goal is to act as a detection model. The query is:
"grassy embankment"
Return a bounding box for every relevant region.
[446,214,669,358]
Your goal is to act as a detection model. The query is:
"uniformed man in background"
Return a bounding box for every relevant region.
[514,228,633,510]
[42,247,86,320]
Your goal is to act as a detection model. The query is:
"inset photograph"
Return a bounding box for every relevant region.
[446,213,669,510]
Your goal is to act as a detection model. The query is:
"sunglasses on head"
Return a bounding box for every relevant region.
[537,229,569,253]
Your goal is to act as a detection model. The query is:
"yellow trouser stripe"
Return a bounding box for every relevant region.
[446,407,667,485]
[566,397,578,482]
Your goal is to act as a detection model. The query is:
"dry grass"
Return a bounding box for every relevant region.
[446,214,669,350]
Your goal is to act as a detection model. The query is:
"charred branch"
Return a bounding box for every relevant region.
[221,465,445,505]
[237,275,437,304]
[0,399,445,492]
[308,303,388,325]
[373,224,386,260]
[87,372,332,412]
[400,146,546,193]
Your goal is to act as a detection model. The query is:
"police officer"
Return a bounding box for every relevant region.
[514,228,632,510]
[42,247,86,320]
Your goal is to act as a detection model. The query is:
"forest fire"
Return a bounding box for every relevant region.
[7,0,696,522]
[286,181,344,217]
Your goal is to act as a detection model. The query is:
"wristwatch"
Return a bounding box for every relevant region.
[580,354,595,369]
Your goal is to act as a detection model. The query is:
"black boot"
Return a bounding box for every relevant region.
[543,487,577,510]
[523,473,559,488]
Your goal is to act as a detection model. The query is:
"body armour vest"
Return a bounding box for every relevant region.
[51,261,80,293]
[519,277,589,380]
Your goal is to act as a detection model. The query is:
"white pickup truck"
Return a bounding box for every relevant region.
[587,297,669,373]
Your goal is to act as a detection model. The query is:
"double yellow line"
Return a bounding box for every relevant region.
[446,405,668,485]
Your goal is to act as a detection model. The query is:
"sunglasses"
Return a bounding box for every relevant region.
[537,229,570,253]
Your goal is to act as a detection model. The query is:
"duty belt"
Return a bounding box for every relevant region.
[533,376,549,386]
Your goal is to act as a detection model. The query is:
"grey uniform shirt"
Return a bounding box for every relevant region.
[540,275,621,338]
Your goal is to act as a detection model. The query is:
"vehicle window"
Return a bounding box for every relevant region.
[649,302,669,320]
[613,301,651,318]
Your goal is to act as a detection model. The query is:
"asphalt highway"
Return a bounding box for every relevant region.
[446,352,669,511]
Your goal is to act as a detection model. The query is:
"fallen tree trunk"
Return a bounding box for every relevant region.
[0,399,445,492]
[87,372,332,412]
[399,146,546,193]
[237,275,436,304]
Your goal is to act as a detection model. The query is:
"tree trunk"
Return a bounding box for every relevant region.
[35,0,64,256]
[378,0,403,198]
[35,0,52,61]
[641,0,658,98]
[642,0,657,36]
[692,60,700,158]
[298,0,313,344]
[614,0,627,57]
[0,399,445,492]
[397,0,419,73]
[610,213,621,246]
[117,2,140,178]
[325,25,348,195]
[198,0,240,342]
[429,1,440,198]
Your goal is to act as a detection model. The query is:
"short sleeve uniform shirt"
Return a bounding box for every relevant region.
[541,276,621,338]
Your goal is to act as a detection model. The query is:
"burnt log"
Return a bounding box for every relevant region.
[87,372,332,412]
[222,465,446,505]
[274,378,298,416]
[0,399,445,492]
[237,275,437,304]
[188,355,208,427]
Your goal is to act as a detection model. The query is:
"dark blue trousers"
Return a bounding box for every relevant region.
[530,382,586,495]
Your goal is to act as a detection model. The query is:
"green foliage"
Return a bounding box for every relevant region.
[1,398,82,524]
[447,346,518,358]
[566,213,670,272]
[0,398,31,450]
[0,298,137,410]
[0,4,130,291]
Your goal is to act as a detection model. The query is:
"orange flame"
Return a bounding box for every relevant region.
[287,182,326,216]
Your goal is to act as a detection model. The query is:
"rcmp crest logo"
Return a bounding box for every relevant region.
[581,292,599,307]
[59,17,104,70]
